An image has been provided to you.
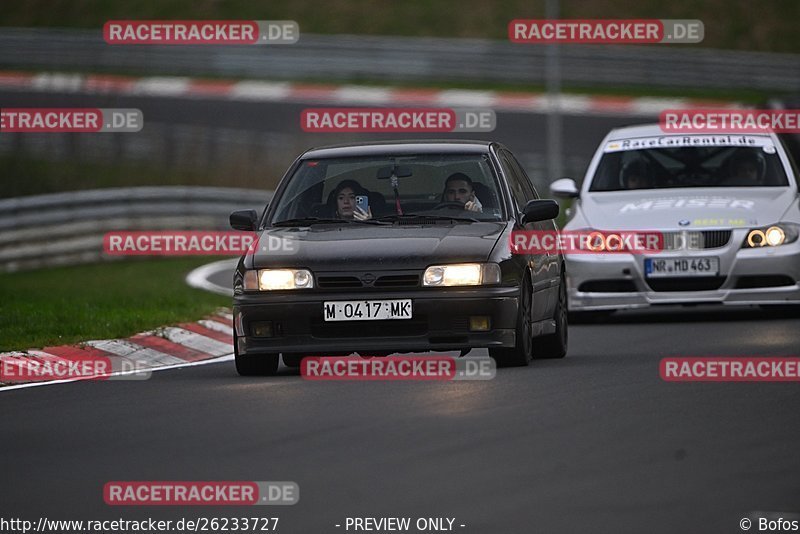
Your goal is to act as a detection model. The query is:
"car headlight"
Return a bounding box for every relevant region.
[743,223,799,248]
[423,263,501,287]
[243,269,314,290]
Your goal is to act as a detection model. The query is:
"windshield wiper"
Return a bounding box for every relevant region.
[272,217,390,227]
[375,213,481,223]
[272,217,346,226]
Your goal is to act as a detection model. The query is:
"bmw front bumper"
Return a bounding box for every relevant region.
[566,231,800,311]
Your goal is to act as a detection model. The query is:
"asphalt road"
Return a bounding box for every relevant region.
[2,306,800,533]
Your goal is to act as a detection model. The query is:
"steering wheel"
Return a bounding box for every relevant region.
[433,201,467,210]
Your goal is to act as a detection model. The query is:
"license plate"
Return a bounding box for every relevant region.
[323,300,412,321]
[645,257,720,278]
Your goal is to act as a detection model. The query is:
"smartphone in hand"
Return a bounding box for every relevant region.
[355,195,369,212]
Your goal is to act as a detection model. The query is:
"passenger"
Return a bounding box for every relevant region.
[621,160,654,190]
[729,150,766,185]
[443,173,482,212]
[331,179,372,220]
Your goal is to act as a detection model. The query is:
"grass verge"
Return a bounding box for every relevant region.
[0,258,232,352]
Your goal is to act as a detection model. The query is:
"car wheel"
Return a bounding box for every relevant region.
[234,332,279,376]
[534,274,568,359]
[489,276,533,368]
[568,310,614,323]
[282,353,304,368]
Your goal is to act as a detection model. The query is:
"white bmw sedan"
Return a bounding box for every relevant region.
[552,124,800,312]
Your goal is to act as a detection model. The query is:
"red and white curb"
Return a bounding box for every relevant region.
[186,259,237,297]
[0,309,235,391]
[0,70,742,117]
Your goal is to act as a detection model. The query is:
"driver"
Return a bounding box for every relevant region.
[620,160,654,190]
[728,150,766,185]
[443,173,483,213]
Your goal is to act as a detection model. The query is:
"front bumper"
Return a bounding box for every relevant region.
[566,237,800,311]
[234,286,519,355]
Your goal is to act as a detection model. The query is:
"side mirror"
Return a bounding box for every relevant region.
[521,199,559,224]
[550,178,580,199]
[230,209,258,231]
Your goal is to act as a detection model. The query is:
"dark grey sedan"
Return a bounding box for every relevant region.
[229,140,567,375]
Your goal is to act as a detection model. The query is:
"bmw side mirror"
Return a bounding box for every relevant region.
[230,209,259,231]
[550,178,580,199]
[521,199,559,224]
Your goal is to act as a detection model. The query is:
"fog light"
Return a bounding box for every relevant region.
[469,316,491,331]
[251,321,273,337]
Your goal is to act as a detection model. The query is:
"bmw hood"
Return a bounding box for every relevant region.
[573,188,797,230]
[250,222,507,270]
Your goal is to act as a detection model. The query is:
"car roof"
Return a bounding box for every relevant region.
[605,123,775,141]
[301,140,497,159]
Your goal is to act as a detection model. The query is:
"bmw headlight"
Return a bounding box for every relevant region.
[743,223,799,248]
[243,269,314,290]
[423,263,501,287]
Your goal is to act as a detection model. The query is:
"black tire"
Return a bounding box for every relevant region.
[234,332,279,376]
[282,353,304,368]
[534,274,568,359]
[489,276,533,368]
[568,310,614,324]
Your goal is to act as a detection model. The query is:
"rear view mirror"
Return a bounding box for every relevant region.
[521,199,559,224]
[230,209,258,231]
[376,165,413,179]
[550,178,580,198]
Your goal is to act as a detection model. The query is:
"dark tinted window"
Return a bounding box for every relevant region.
[270,153,503,222]
[499,150,529,210]
[590,146,789,191]
[507,152,539,199]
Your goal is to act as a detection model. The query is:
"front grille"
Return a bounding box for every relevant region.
[701,230,732,249]
[316,271,420,289]
[646,276,726,292]
[451,317,469,331]
[735,275,796,289]
[374,274,420,288]
[396,219,440,225]
[578,279,638,293]
[311,319,427,338]
[661,230,732,251]
[317,276,362,289]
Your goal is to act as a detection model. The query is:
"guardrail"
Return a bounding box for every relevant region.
[1,27,799,92]
[0,186,271,273]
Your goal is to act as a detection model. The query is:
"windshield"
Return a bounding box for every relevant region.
[268,153,504,224]
[589,142,790,192]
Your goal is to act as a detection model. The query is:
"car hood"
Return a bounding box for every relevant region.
[574,188,796,230]
[251,222,507,270]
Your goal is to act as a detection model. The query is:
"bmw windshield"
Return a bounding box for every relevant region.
[589,137,791,192]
